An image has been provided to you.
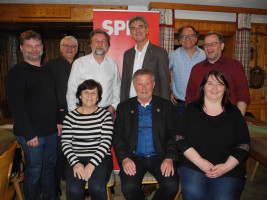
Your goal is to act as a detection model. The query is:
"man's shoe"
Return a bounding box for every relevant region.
[142,184,157,197]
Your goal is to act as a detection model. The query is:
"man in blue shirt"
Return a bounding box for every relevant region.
[169,26,206,117]
[113,69,179,200]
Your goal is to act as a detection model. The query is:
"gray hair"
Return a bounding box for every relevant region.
[60,36,78,47]
[128,15,148,29]
[133,69,155,84]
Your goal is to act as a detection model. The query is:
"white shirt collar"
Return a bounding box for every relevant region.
[134,40,149,53]
[138,97,152,108]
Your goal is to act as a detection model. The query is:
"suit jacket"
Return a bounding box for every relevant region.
[120,42,171,102]
[113,95,178,165]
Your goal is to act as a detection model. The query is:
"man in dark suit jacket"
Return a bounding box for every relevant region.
[113,69,179,200]
[120,15,170,102]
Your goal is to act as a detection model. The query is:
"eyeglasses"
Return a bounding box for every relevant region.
[62,44,77,49]
[203,42,220,48]
[180,34,196,40]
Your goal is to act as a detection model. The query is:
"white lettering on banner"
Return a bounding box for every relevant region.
[126,21,130,35]
[102,20,113,35]
[114,20,125,35]
[102,20,130,36]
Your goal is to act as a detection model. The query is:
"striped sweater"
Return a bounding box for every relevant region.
[61,108,113,167]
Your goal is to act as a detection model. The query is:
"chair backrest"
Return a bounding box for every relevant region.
[11,144,25,181]
[0,141,16,198]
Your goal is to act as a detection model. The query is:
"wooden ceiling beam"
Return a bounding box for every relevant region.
[148,2,267,15]
[0,4,128,22]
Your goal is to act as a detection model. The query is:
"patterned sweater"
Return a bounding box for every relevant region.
[62,108,113,167]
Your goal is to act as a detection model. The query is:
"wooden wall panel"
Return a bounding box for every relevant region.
[249,25,267,107]
[149,3,267,15]
[174,19,236,36]
[0,35,10,102]
[244,24,267,120]
[0,4,127,22]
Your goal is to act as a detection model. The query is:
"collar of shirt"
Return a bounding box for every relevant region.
[137,97,152,108]
[89,53,107,65]
[134,40,149,53]
[60,55,74,65]
[129,41,150,98]
[205,54,224,65]
[181,45,202,59]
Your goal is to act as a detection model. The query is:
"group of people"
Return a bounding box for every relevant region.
[7,15,250,200]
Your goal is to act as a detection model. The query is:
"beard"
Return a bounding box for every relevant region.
[93,47,107,56]
[22,48,43,62]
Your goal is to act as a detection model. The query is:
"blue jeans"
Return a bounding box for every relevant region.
[16,133,57,200]
[179,167,245,200]
[65,155,112,200]
[55,135,67,190]
[120,156,179,200]
[174,102,185,119]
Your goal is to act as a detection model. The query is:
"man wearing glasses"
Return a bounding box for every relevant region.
[169,26,206,118]
[185,31,250,116]
[46,35,78,199]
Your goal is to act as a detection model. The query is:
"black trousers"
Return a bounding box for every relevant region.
[120,155,179,200]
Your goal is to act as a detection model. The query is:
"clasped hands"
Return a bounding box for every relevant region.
[73,162,95,181]
[198,158,232,179]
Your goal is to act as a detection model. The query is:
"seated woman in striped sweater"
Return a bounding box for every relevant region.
[62,79,113,200]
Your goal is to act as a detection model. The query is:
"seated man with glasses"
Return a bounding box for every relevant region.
[168,26,206,118]
[185,31,250,116]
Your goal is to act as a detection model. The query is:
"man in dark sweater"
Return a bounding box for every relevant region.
[46,35,78,198]
[7,30,59,200]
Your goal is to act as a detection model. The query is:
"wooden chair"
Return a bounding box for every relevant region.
[123,172,181,200]
[250,161,260,182]
[10,143,25,200]
[0,100,11,120]
[85,171,115,200]
[0,141,16,200]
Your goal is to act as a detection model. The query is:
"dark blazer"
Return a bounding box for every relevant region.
[120,42,171,102]
[113,95,178,165]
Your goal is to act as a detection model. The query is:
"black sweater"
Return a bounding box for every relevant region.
[46,57,72,111]
[7,61,58,141]
[176,102,250,179]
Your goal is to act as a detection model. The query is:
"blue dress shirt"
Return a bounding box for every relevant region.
[135,102,156,157]
[169,46,206,101]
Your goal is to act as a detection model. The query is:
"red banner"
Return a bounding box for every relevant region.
[93,10,159,172]
[93,10,159,76]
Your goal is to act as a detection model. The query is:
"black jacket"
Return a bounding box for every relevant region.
[113,95,179,165]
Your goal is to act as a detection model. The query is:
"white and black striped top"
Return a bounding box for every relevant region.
[61,108,113,167]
